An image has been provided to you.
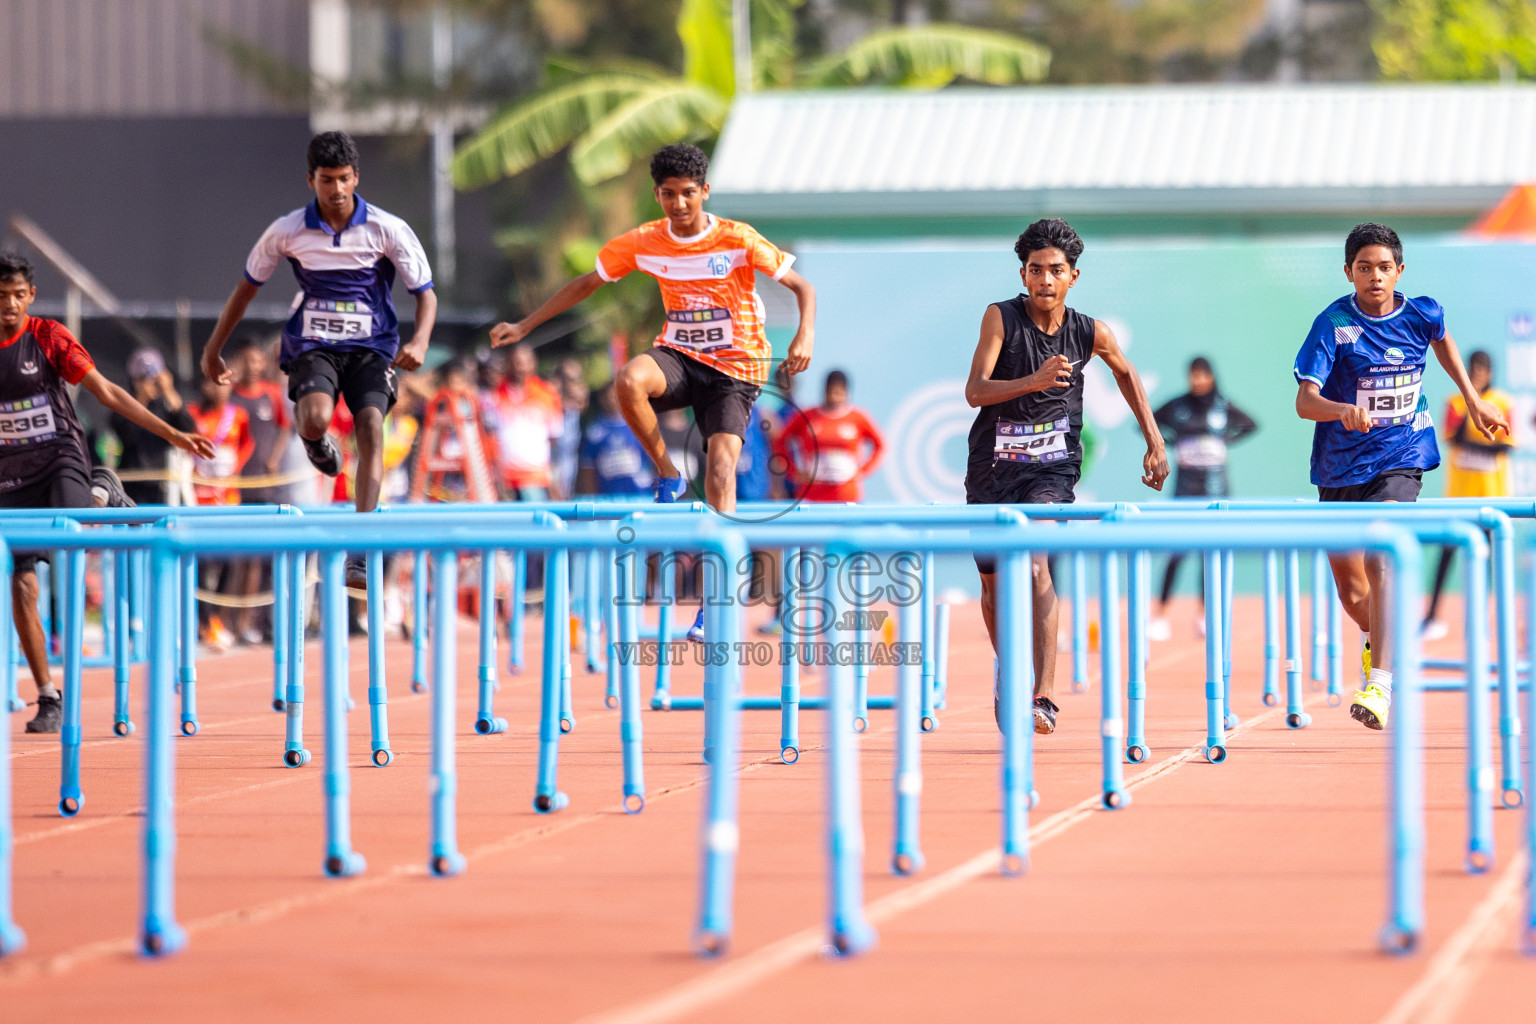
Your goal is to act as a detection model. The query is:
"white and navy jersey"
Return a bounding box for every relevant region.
[1293,292,1442,488]
[244,196,433,368]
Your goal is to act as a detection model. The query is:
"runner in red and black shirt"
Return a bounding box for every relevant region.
[0,253,212,733]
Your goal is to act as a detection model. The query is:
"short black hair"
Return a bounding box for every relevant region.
[825,369,849,392]
[307,131,360,176]
[0,251,34,286]
[650,144,709,187]
[225,334,261,357]
[1189,356,1213,376]
[1469,349,1492,373]
[1345,223,1403,266]
[1014,219,1084,268]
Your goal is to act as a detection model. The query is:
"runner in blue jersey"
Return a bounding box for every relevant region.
[1293,222,1508,731]
[201,131,437,586]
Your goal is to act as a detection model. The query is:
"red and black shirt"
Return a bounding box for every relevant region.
[0,316,94,492]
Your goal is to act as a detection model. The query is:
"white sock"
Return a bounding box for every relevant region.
[36,684,58,699]
[1367,668,1393,694]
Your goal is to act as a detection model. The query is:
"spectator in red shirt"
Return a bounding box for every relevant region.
[481,343,564,500]
[190,376,255,650]
[774,369,885,503]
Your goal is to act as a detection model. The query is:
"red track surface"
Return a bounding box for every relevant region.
[3,596,1532,1023]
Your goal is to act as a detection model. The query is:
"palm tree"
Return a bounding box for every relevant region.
[452,0,1050,190]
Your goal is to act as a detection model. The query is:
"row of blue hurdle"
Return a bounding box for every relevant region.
[0,498,1532,961]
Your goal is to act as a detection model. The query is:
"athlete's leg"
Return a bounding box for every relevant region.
[702,433,743,513]
[1158,553,1183,609]
[1032,552,1059,701]
[1366,553,1393,673]
[12,569,51,695]
[352,406,385,513]
[295,392,335,443]
[978,571,998,652]
[1327,552,1371,633]
[614,354,681,480]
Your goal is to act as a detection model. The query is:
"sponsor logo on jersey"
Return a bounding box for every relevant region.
[20,361,37,375]
[708,253,732,277]
[1384,346,1406,364]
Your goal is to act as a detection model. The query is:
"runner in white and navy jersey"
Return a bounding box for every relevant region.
[200,131,437,586]
[1293,222,1508,732]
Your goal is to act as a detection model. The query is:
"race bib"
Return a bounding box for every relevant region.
[662,307,733,353]
[301,299,373,343]
[1176,435,1227,470]
[814,450,861,485]
[1355,367,1422,427]
[995,417,1069,464]
[597,445,643,481]
[1454,447,1500,474]
[0,395,57,446]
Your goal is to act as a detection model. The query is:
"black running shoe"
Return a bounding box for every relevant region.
[303,435,343,477]
[90,466,136,508]
[345,554,368,590]
[26,694,62,734]
[1033,695,1059,735]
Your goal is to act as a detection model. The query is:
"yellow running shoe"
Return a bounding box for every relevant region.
[1350,682,1391,731]
[1361,642,1371,682]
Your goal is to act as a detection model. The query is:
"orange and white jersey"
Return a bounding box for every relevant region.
[596,215,794,386]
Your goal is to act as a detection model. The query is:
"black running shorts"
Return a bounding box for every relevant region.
[0,461,93,575]
[646,346,760,444]
[965,465,1078,574]
[287,348,398,416]
[1317,467,1423,503]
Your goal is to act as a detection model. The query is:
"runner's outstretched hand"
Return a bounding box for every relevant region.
[1142,445,1169,491]
[1468,396,1510,442]
[201,347,230,385]
[176,432,217,460]
[780,332,813,376]
[489,320,530,349]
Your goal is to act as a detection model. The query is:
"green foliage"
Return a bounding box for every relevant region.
[570,80,731,183]
[1373,0,1536,80]
[808,24,1049,87]
[678,0,737,95]
[452,73,663,189]
[1015,0,1264,84]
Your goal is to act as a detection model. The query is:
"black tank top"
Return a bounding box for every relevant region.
[966,298,1096,477]
[0,318,91,492]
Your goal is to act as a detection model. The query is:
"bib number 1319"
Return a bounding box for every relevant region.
[1355,368,1421,427]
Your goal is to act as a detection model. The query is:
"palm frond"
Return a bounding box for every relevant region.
[809,24,1051,88]
[570,81,729,185]
[677,0,737,96]
[452,73,661,189]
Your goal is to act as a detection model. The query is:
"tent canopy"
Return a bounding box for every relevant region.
[1469,184,1536,236]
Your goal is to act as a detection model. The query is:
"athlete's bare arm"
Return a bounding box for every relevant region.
[394,288,437,371]
[1432,331,1510,441]
[79,369,215,459]
[1091,319,1168,490]
[201,279,261,384]
[489,272,604,349]
[778,269,815,376]
[963,304,1073,408]
[1296,381,1372,432]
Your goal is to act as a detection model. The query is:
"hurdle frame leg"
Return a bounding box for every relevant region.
[1125,549,1149,764]
[533,547,570,813]
[1262,549,1280,707]
[919,550,937,727]
[616,547,645,812]
[1099,552,1129,808]
[58,545,85,817]
[1201,551,1227,761]
[998,549,1033,872]
[429,549,466,875]
[0,542,22,956]
[1492,518,1522,808]
[411,548,428,694]
[272,551,289,711]
[112,546,134,736]
[892,596,924,874]
[1310,548,1327,689]
[508,547,526,675]
[475,549,506,735]
[178,554,199,736]
[1284,549,1311,729]
[283,551,311,768]
[1071,550,1089,694]
[365,548,392,765]
[141,542,186,956]
[320,551,365,877]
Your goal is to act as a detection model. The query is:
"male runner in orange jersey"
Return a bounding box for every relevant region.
[490,144,816,641]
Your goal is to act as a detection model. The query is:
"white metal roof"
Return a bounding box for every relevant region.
[709,85,1536,218]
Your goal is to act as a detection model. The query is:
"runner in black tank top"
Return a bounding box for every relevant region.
[962,220,1169,736]
[0,253,213,733]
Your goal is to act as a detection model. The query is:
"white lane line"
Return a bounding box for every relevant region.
[1376,850,1529,1024]
[575,702,1292,1024]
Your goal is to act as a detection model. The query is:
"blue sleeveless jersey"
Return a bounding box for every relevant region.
[1293,292,1443,488]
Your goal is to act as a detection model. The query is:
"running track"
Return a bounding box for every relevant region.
[3,595,1531,1022]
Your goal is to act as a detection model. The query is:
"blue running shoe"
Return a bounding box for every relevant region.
[655,476,687,503]
[686,607,706,644]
